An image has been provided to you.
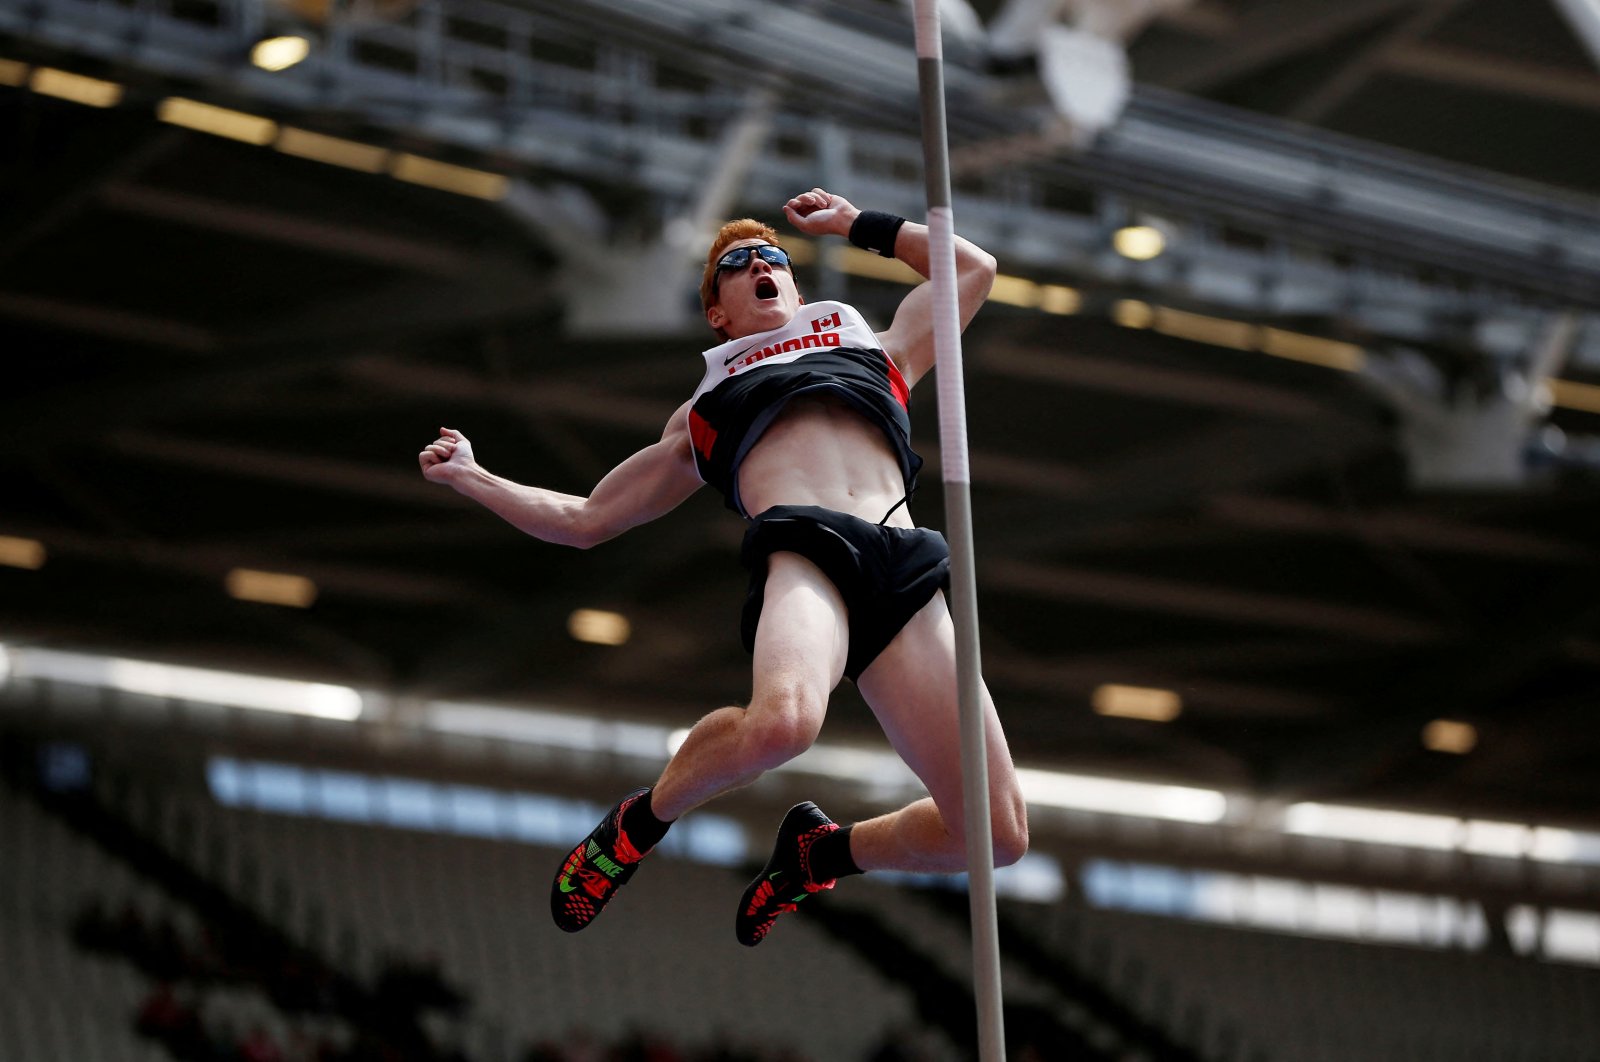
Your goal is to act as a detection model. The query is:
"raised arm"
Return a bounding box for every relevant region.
[783,187,996,389]
[419,402,703,550]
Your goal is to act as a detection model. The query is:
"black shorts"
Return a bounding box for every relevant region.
[739,505,951,682]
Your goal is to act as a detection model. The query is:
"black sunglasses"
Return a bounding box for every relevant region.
[715,244,792,273]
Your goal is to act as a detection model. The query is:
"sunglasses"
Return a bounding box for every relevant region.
[715,244,792,273]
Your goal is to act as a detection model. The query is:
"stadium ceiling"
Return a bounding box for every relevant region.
[2,0,1599,831]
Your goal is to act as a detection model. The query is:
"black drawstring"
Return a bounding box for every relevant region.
[878,494,909,525]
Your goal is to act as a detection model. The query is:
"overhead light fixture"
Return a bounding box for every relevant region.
[1422,718,1478,755]
[158,97,278,145]
[1113,224,1165,261]
[225,568,318,608]
[1018,768,1227,823]
[1092,683,1182,722]
[1285,802,1461,850]
[251,35,311,72]
[0,58,30,87]
[1038,284,1081,315]
[1111,299,1154,329]
[275,126,390,173]
[390,153,508,201]
[568,608,631,646]
[30,67,123,108]
[833,245,924,284]
[1151,307,1256,352]
[988,275,1041,309]
[3,646,362,720]
[0,535,46,570]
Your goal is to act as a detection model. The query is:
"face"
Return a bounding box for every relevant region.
[705,238,803,340]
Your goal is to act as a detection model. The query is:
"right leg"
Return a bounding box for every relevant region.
[552,551,846,932]
[648,551,849,820]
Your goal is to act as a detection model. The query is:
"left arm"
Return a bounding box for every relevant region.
[783,187,996,388]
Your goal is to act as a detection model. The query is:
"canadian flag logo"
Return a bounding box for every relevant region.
[811,311,842,333]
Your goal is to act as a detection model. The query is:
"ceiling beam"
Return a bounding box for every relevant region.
[1206,494,1594,563]
[0,128,183,267]
[0,290,217,352]
[1138,0,1426,94]
[105,430,461,508]
[985,647,1343,718]
[1382,40,1600,111]
[981,344,1355,423]
[996,415,1387,553]
[0,521,511,610]
[1287,0,1466,123]
[984,556,1444,644]
[236,273,557,349]
[97,183,487,277]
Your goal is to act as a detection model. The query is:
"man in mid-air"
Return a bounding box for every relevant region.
[419,187,1027,945]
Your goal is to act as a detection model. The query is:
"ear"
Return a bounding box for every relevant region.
[706,304,728,330]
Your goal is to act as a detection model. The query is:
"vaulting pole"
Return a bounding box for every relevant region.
[911,2,1006,1059]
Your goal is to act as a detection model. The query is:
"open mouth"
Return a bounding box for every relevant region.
[754,276,780,300]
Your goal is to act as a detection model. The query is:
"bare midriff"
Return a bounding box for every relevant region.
[736,392,913,527]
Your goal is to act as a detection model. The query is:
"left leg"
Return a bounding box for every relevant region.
[851,591,1029,873]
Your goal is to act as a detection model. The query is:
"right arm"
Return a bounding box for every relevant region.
[419,402,703,550]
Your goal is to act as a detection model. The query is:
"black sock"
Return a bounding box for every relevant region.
[619,788,672,851]
[807,824,863,882]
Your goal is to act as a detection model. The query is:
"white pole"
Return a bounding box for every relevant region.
[911,2,1006,1059]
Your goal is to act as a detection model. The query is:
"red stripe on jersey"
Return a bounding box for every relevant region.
[688,408,718,461]
[883,354,910,410]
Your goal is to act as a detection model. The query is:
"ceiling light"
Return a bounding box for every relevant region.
[30,67,123,108]
[568,608,631,646]
[1111,299,1154,329]
[1284,802,1461,849]
[1092,683,1182,722]
[251,35,311,72]
[4,646,360,719]
[0,58,30,87]
[158,97,278,145]
[275,126,390,173]
[1461,820,1530,858]
[0,535,46,569]
[834,245,923,284]
[1259,327,1365,372]
[1151,307,1256,351]
[390,153,508,201]
[1018,768,1227,823]
[1038,284,1081,315]
[988,275,1041,308]
[1113,224,1165,261]
[1422,718,1477,755]
[225,568,318,608]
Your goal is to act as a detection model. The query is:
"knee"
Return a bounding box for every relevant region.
[744,684,825,768]
[991,789,1030,868]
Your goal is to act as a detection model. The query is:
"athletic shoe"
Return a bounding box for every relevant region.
[551,788,654,932]
[736,801,840,947]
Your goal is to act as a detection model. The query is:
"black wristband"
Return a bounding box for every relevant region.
[848,210,906,259]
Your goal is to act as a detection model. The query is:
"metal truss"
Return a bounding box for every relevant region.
[3,0,1599,366]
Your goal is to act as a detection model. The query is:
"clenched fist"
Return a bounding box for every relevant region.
[782,187,860,239]
[419,427,476,484]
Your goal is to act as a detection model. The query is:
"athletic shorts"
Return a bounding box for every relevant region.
[739,504,951,682]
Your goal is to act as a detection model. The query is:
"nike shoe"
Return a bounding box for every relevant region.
[736,801,840,947]
[551,788,654,932]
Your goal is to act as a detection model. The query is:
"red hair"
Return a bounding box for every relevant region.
[699,218,783,313]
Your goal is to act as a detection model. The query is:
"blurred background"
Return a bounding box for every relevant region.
[3,0,1600,1058]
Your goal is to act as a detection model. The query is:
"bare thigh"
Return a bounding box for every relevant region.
[855,591,1021,836]
[750,551,851,709]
